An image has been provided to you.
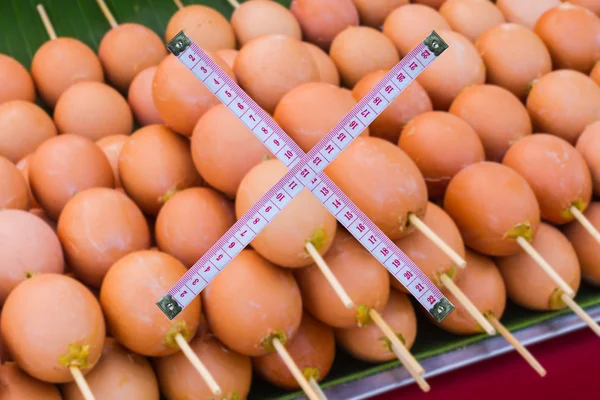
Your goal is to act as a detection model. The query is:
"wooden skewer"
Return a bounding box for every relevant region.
[389,344,430,392]
[561,294,600,337]
[309,378,328,400]
[226,0,241,8]
[36,4,57,40]
[408,214,467,269]
[174,333,222,397]
[272,338,322,400]
[439,274,496,335]
[486,315,546,377]
[173,0,184,9]
[570,206,600,247]
[305,242,354,309]
[95,0,118,28]
[69,366,96,400]
[516,237,576,298]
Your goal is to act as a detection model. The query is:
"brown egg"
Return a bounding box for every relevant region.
[61,337,159,400]
[118,125,200,216]
[0,319,9,363]
[164,5,235,51]
[526,70,600,144]
[15,155,39,209]
[0,363,62,399]
[503,134,593,224]
[1,274,105,382]
[236,159,337,268]
[29,208,57,233]
[0,209,64,305]
[444,162,541,256]
[0,55,35,105]
[295,229,390,328]
[440,0,506,42]
[0,156,28,211]
[335,289,417,363]
[303,42,341,86]
[215,49,238,69]
[234,34,319,113]
[31,37,104,108]
[253,313,335,389]
[155,187,235,268]
[496,0,561,30]
[290,0,359,49]
[413,0,447,8]
[100,250,201,357]
[202,250,303,356]
[154,334,252,400]
[231,0,302,46]
[28,134,114,220]
[128,66,164,127]
[416,30,486,110]
[564,202,600,286]
[576,121,600,196]
[57,188,150,288]
[191,104,271,197]
[96,134,128,188]
[398,111,485,198]
[382,4,451,57]
[98,24,167,93]
[449,84,533,162]
[568,0,600,16]
[351,0,408,28]
[534,3,600,73]
[0,100,56,163]
[274,82,368,152]
[392,202,465,292]
[329,26,399,88]
[153,52,236,136]
[436,250,506,335]
[592,61,600,85]
[352,70,433,143]
[325,137,428,239]
[475,24,552,101]
[496,223,581,310]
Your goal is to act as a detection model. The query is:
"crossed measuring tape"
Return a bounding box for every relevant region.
[156,30,454,323]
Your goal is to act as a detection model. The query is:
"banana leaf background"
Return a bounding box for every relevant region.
[1,1,600,399]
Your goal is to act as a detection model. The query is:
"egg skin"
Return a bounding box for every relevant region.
[0,156,29,211]
[28,134,115,220]
[335,289,417,363]
[290,0,359,50]
[325,137,429,240]
[53,81,134,141]
[496,223,581,311]
[444,162,541,256]
[31,37,104,108]
[0,209,64,306]
[568,0,600,16]
[96,134,128,188]
[236,159,337,268]
[202,250,303,357]
[398,111,485,199]
[563,202,600,286]
[15,155,39,209]
[118,125,201,216]
[295,229,390,329]
[0,100,57,163]
[440,0,506,42]
[154,335,252,400]
[0,363,62,400]
[215,49,238,69]
[274,82,369,153]
[153,52,236,136]
[475,24,552,101]
[351,0,409,28]
[0,55,35,105]
[100,250,201,357]
[576,121,600,196]
[526,70,600,144]
[436,250,506,335]
[449,84,533,162]
[592,61,600,85]
[413,0,447,9]
[155,187,235,268]
[164,5,235,51]
[1,274,105,383]
[234,34,319,114]
[302,42,341,86]
[534,3,600,73]
[496,0,561,30]
[502,134,593,225]
[98,23,167,93]
[352,70,432,144]
[128,66,164,127]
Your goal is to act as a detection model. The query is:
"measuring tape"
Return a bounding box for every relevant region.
[156,30,453,323]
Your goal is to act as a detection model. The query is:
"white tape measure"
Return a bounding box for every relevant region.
[156,30,454,323]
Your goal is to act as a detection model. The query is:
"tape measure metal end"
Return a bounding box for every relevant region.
[156,294,182,320]
[424,31,449,57]
[429,298,455,322]
[166,30,192,57]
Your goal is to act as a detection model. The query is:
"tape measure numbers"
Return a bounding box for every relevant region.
[156,30,454,323]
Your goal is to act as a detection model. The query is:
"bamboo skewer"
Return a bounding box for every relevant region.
[570,206,600,247]
[95,0,118,28]
[408,214,467,269]
[69,366,96,400]
[36,5,57,40]
[561,294,600,337]
[272,339,322,400]
[173,0,184,9]
[226,0,241,8]
[309,378,328,400]
[174,334,222,396]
